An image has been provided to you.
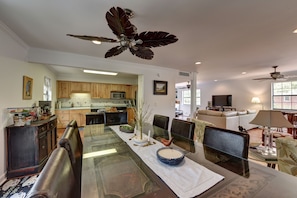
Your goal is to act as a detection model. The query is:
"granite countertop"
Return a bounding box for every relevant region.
[56,105,128,110]
[56,107,92,110]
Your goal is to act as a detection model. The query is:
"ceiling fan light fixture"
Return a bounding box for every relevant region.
[187,81,191,89]
[92,40,102,45]
[83,69,118,76]
[124,8,134,18]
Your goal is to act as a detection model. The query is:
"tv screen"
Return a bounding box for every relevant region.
[212,95,232,107]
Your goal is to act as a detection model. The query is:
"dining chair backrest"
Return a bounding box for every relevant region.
[59,121,83,196]
[171,118,195,140]
[203,126,250,159]
[275,137,297,176]
[153,114,170,130]
[67,119,79,128]
[27,147,77,198]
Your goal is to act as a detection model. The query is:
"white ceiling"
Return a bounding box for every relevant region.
[1,0,297,83]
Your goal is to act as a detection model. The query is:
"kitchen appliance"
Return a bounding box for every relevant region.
[105,111,128,126]
[110,91,126,99]
[86,112,106,125]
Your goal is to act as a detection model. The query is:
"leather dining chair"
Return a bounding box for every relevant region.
[27,147,77,198]
[275,137,297,176]
[203,126,250,159]
[153,114,170,130]
[171,118,195,140]
[170,119,196,152]
[59,120,83,196]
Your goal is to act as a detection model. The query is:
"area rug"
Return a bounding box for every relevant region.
[0,174,38,198]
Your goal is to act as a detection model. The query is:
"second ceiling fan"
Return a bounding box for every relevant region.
[253,66,287,81]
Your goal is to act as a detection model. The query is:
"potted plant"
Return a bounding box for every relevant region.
[132,101,151,145]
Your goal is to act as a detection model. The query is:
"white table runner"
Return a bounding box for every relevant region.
[110,125,224,198]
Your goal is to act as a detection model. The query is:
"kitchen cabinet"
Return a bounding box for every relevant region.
[55,110,70,128]
[127,107,135,124]
[57,80,136,99]
[129,85,138,99]
[6,116,57,178]
[69,109,91,127]
[110,84,137,99]
[110,84,127,92]
[70,82,91,93]
[91,83,111,98]
[57,81,71,98]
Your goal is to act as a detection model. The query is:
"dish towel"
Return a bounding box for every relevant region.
[110,125,224,198]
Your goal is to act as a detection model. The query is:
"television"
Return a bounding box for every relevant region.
[212,95,232,107]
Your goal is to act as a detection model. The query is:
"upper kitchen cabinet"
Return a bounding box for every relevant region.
[70,82,91,93]
[110,84,138,99]
[91,83,111,99]
[110,84,127,92]
[57,81,71,98]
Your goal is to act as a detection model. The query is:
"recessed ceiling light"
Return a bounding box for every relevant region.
[242,72,247,75]
[92,40,102,44]
[195,61,202,65]
[83,69,118,76]
[214,80,218,82]
[293,29,297,33]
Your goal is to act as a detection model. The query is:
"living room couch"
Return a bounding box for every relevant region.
[196,109,257,131]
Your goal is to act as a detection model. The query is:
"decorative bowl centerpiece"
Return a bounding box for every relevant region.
[156,147,185,166]
[119,125,135,133]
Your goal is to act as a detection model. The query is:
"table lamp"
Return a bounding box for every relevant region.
[249,110,294,155]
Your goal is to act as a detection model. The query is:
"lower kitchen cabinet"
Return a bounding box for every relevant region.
[69,109,90,127]
[5,116,57,179]
[127,107,135,124]
[55,109,70,128]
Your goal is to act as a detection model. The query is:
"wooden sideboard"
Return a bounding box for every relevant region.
[5,116,57,178]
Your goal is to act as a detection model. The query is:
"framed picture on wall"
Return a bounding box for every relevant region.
[153,80,168,95]
[23,76,33,100]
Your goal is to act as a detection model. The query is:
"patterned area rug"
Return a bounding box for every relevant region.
[0,175,38,198]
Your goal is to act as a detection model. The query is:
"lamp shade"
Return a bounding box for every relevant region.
[249,110,294,128]
[251,97,261,104]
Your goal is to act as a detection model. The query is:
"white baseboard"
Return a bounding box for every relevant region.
[0,172,7,186]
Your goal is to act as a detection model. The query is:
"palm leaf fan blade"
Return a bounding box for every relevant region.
[66,34,117,43]
[106,7,137,39]
[136,31,178,48]
[129,46,154,60]
[105,46,128,58]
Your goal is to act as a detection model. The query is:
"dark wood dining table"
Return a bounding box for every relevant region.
[81,124,297,198]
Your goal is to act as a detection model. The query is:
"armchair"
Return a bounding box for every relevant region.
[275,137,297,176]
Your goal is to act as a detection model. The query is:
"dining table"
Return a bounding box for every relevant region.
[81,123,297,198]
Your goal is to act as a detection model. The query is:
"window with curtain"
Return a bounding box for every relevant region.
[182,89,201,106]
[272,81,297,110]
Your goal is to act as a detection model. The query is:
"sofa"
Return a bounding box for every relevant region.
[196,109,257,131]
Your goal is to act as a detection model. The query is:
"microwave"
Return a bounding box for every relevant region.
[110,91,126,99]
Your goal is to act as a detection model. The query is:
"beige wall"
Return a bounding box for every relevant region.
[198,79,272,111]
[0,57,57,182]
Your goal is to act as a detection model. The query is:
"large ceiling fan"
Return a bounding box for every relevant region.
[253,66,287,80]
[67,7,178,60]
